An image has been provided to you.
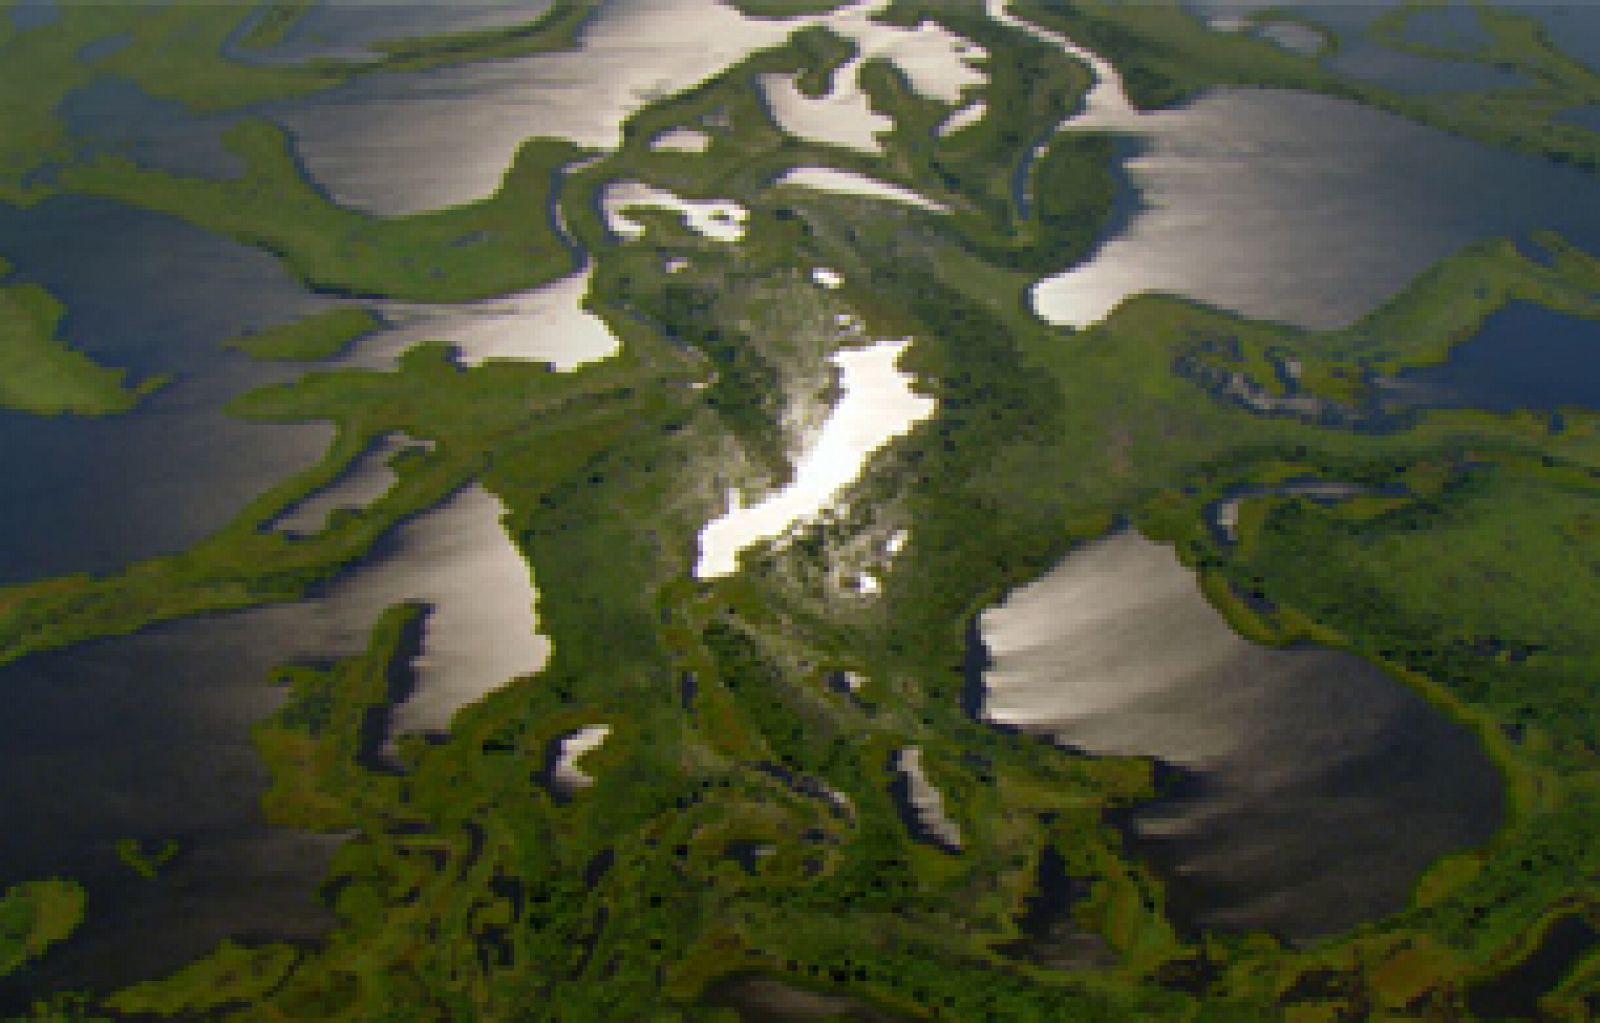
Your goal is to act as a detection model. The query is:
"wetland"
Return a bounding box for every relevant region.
[4,0,1600,1017]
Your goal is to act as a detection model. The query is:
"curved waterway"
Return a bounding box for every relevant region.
[970,532,1503,939]
[0,485,543,1000]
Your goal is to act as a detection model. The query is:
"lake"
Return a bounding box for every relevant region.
[0,484,542,1000]
[971,532,1503,939]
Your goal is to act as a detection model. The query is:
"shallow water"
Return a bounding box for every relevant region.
[1387,302,1600,412]
[937,99,987,136]
[702,974,905,1023]
[973,532,1502,939]
[695,337,934,578]
[826,4,985,106]
[547,724,611,797]
[1006,2,1600,347]
[1188,2,1552,94]
[229,1,555,66]
[60,77,244,180]
[990,0,1136,127]
[760,61,895,154]
[650,126,712,152]
[0,484,543,998]
[354,263,620,371]
[337,485,547,747]
[760,7,985,154]
[0,198,337,585]
[1258,21,1324,56]
[772,166,950,212]
[1209,480,1377,544]
[1558,104,1600,133]
[1398,4,1489,52]
[1524,4,1600,73]
[8,0,1593,997]
[273,0,809,214]
[7,0,58,32]
[1330,41,1533,94]
[270,433,432,536]
[889,747,962,851]
[276,0,987,214]
[1468,914,1600,1021]
[1030,88,1600,331]
[0,612,347,1002]
[601,181,749,242]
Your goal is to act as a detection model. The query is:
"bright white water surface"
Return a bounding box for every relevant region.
[549,725,612,795]
[601,182,749,242]
[773,166,950,212]
[974,531,1502,937]
[695,336,933,578]
[356,264,618,371]
[892,747,962,851]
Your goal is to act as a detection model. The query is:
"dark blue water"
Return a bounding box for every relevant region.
[60,77,245,180]
[1400,5,1490,52]
[0,609,346,1004]
[1183,1,1528,95]
[1525,5,1600,73]
[1468,914,1600,1021]
[1329,42,1533,94]
[0,197,336,585]
[8,0,58,32]
[1557,105,1600,133]
[1391,302,1600,412]
[0,479,540,1002]
[75,32,132,63]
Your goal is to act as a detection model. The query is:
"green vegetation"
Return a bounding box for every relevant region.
[0,0,596,217]
[254,602,419,828]
[7,4,1600,1020]
[0,334,665,670]
[114,838,178,880]
[1242,10,1338,60]
[233,2,318,52]
[0,262,161,414]
[0,880,86,979]
[1013,0,1600,173]
[225,307,383,362]
[1012,0,1359,111]
[1167,231,1600,411]
[58,122,581,302]
[106,941,299,1017]
[352,1,596,75]
[722,0,857,17]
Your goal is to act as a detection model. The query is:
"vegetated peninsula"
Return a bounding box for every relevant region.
[0,881,85,980]
[225,307,383,362]
[0,259,160,415]
[2,0,1600,1019]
